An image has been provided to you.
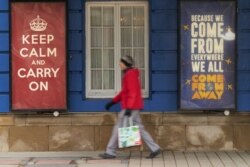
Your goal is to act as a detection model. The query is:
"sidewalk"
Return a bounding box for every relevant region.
[0,151,250,167]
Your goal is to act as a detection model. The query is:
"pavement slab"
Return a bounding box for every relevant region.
[0,151,250,167]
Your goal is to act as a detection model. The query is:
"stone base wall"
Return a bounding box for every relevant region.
[0,112,250,152]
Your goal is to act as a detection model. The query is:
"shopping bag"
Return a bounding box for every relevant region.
[118,116,142,148]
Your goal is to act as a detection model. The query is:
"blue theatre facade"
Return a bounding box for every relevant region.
[0,0,250,113]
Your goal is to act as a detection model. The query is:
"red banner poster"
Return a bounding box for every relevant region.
[11,2,67,110]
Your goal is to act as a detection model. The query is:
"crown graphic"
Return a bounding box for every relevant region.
[29,15,47,32]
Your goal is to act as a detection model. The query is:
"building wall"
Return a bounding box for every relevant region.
[237,0,250,111]
[0,113,250,151]
[68,0,178,112]
[0,0,9,112]
[1,0,250,153]
[0,0,250,112]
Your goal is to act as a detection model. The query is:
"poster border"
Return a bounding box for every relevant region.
[179,0,237,111]
[10,0,68,112]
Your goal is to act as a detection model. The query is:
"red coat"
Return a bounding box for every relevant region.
[112,68,143,110]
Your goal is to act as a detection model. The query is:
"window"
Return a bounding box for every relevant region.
[86,1,149,98]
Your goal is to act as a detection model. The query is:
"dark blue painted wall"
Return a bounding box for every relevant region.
[237,1,250,111]
[0,0,250,112]
[68,0,178,112]
[0,0,10,112]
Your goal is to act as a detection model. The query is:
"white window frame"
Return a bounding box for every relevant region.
[86,1,149,98]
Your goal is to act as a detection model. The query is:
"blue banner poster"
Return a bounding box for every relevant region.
[180,1,236,110]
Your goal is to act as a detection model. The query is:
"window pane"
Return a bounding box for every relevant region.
[103,49,114,68]
[103,28,114,47]
[134,49,144,68]
[133,27,144,47]
[103,70,114,89]
[91,70,102,89]
[121,7,132,26]
[91,49,102,68]
[91,7,102,26]
[91,28,102,47]
[133,7,144,26]
[121,49,132,57]
[120,5,147,92]
[121,28,132,47]
[103,7,114,26]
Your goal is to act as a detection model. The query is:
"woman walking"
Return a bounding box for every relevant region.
[99,55,161,159]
